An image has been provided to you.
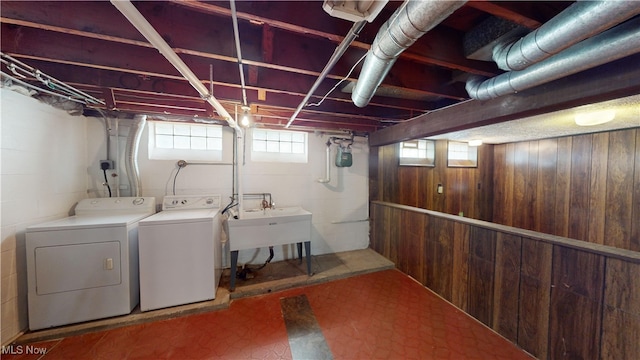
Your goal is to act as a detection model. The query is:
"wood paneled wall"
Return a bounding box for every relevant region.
[370,201,640,359]
[370,140,494,221]
[370,127,640,252]
[493,128,640,251]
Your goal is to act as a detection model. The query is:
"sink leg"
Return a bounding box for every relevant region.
[230,250,239,291]
[304,241,311,275]
[297,242,303,264]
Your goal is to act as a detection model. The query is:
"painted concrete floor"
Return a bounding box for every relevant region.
[6,249,533,359]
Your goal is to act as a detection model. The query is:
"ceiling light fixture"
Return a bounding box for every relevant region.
[574,109,616,126]
[468,140,483,147]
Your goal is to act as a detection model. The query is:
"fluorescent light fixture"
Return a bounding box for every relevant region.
[468,140,483,147]
[323,0,388,23]
[574,109,616,126]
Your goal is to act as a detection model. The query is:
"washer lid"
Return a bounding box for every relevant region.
[26,213,152,232]
[139,208,219,225]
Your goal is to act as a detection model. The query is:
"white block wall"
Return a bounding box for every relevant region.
[87,122,370,265]
[1,88,89,344]
[1,88,371,344]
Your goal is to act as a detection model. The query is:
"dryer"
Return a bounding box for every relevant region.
[138,194,222,312]
[25,197,156,330]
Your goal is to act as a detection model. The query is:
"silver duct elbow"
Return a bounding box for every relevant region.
[467,17,640,101]
[125,114,146,197]
[493,0,640,71]
[352,0,466,108]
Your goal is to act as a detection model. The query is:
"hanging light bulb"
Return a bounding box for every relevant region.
[241,105,251,127]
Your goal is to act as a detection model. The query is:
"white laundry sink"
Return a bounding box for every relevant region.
[227,207,312,251]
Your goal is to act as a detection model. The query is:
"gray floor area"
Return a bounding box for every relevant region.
[18,248,394,344]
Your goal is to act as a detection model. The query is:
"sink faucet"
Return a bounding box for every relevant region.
[261,199,270,210]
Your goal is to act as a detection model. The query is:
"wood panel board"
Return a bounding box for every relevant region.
[549,287,603,359]
[492,144,506,224]
[427,217,454,301]
[468,226,496,326]
[552,246,604,301]
[554,137,573,238]
[492,232,522,342]
[604,130,636,249]
[601,305,640,359]
[452,222,470,311]
[549,246,605,358]
[517,239,552,359]
[587,132,609,245]
[568,134,593,242]
[536,139,558,234]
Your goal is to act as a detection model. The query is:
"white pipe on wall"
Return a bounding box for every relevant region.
[318,141,332,183]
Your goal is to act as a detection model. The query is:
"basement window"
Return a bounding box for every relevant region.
[148,121,223,161]
[399,139,435,166]
[251,129,308,163]
[447,141,478,168]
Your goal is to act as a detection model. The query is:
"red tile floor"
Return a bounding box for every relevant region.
[5,269,532,359]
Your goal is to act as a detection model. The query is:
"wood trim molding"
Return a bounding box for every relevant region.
[371,200,640,263]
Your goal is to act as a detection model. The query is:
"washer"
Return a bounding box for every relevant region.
[138,194,223,312]
[25,197,156,330]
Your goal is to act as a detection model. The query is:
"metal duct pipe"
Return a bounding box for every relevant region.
[125,114,146,197]
[466,17,640,101]
[351,0,466,108]
[286,20,367,128]
[493,0,640,71]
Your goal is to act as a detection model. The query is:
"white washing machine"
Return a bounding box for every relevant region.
[138,194,223,312]
[25,197,156,330]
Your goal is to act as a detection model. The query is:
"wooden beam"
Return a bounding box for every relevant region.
[466,1,542,29]
[369,55,640,146]
[171,0,497,76]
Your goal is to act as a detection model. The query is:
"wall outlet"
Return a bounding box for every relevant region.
[100,160,114,170]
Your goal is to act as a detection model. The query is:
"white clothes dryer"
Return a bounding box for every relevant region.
[138,194,223,312]
[26,197,156,330]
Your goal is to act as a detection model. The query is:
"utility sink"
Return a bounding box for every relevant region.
[226,206,313,291]
[227,207,312,251]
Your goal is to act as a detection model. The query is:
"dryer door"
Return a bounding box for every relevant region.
[35,241,121,295]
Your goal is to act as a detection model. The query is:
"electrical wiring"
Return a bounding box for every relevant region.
[305,52,368,108]
[102,169,112,197]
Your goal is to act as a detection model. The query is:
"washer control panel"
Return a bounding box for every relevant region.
[162,195,221,211]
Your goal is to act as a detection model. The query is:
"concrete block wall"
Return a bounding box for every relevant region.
[1,88,89,344]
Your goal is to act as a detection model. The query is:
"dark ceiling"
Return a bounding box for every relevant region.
[1,1,636,135]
